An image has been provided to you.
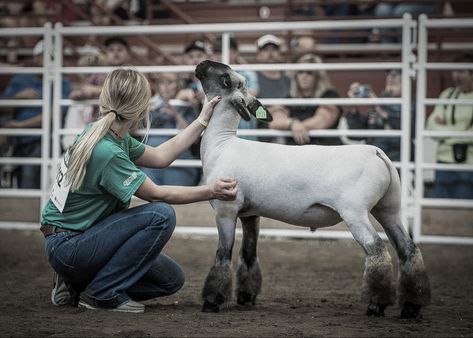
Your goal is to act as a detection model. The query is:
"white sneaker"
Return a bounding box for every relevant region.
[78,299,145,313]
[51,272,72,306]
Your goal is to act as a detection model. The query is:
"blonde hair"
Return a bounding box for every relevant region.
[290,54,332,98]
[66,68,151,191]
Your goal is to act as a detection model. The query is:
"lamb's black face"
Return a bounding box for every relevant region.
[195,60,245,97]
[195,60,273,123]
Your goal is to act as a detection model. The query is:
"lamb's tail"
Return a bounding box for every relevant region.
[375,148,401,211]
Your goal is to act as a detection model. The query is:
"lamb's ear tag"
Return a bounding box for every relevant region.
[255,106,267,119]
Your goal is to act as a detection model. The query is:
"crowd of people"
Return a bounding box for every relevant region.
[0,32,472,199]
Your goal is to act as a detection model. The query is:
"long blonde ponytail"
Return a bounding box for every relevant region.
[66,68,151,191]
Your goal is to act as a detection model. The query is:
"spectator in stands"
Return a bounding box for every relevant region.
[345,69,410,161]
[62,49,104,150]
[176,40,210,111]
[255,34,291,143]
[63,37,131,151]
[143,72,201,186]
[374,2,436,17]
[268,54,341,145]
[426,53,473,199]
[255,34,290,100]
[212,35,259,140]
[1,39,72,188]
[373,2,436,43]
[69,37,131,101]
[290,34,317,57]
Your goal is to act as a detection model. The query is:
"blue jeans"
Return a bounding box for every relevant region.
[430,169,473,199]
[44,202,184,308]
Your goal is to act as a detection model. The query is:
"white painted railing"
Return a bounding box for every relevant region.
[0,15,471,244]
[414,15,473,245]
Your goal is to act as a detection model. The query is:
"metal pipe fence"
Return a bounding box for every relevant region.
[0,15,471,244]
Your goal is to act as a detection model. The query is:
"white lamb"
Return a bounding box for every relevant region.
[195,60,430,319]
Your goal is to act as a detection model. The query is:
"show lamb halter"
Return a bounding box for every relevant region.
[196,60,430,319]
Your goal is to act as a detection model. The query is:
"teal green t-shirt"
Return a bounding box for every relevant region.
[41,131,146,231]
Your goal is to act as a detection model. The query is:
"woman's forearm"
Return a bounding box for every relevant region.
[153,119,205,166]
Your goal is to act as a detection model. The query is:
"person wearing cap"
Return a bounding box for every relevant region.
[64,37,132,153]
[69,37,131,101]
[212,35,259,140]
[255,34,290,100]
[255,34,291,143]
[1,39,72,188]
[176,40,211,111]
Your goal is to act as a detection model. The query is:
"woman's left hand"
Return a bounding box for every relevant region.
[199,96,221,124]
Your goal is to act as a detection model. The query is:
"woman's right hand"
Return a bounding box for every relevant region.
[211,177,238,201]
[199,96,222,124]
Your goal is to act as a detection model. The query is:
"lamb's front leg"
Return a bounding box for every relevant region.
[236,215,262,306]
[202,213,237,313]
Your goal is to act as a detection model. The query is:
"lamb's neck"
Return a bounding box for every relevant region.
[201,106,240,159]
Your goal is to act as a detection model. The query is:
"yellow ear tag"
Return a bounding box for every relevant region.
[256,106,267,119]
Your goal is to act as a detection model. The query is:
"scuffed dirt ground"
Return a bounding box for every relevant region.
[0,229,472,337]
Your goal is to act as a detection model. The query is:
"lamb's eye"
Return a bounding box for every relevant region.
[237,82,242,89]
[221,74,231,88]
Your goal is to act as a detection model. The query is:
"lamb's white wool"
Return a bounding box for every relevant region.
[195,60,430,318]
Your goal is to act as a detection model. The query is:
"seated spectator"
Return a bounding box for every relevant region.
[373,2,436,43]
[212,35,259,140]
[142,72,201,186]
[1,39,72,188]
[63,37,131,151]
[255,34,291,143]
[269,54,341,146]
[426,53,473,199]
[62,49,104,150]
[69,37,131,101]
[345,69,411,161]
[176,40,211,111]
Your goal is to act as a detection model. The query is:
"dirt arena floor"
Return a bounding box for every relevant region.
[1,228,472,337]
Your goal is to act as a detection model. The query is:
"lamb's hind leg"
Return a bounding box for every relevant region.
[342,211,396,317]
[371,208,431,319]
[236,215,262,306]
[202,214,236,313]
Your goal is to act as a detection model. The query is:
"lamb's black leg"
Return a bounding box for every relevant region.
[202,214,236,313]
[236,215,262,306]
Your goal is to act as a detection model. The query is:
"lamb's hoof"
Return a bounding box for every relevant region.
[237,291,256,306]
[366,303,387,317]
[202,300,220,313]
[401,301,421,319]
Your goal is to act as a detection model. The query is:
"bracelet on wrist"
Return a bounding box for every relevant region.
[197,116,209,128]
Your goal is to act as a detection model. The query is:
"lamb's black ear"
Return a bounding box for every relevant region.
[247,99,273,122]
[230,94,251,121]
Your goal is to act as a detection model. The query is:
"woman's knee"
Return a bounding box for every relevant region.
[167,264,185,295]
[148,202,176,232]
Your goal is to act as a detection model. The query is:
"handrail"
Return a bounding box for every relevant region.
[1,17,472,245]
[414,14,473,245]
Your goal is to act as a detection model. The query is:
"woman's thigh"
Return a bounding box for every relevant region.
[45,202,176,281]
